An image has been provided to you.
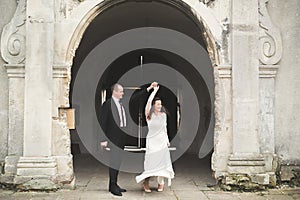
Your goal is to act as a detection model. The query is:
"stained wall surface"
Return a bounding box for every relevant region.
[269,0,300,165]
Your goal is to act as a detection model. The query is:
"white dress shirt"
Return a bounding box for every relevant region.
[112,96,126,127]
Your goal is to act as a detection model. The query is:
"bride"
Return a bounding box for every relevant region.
[135,84,175,192]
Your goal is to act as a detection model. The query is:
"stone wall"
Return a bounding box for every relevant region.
[0,1,17,164]
[268,0,300,180]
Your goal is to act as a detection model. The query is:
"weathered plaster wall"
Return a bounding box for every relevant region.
[0,1,17,162]
[268,0,300,166]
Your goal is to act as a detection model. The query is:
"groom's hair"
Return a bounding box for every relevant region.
[111,83,122,93]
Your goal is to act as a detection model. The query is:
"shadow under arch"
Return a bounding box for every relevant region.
[94,49,212,155]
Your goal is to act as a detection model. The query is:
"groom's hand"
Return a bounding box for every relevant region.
[151,82,158,88]
[147,82,158,92]
[167,141,170,147]
[100,141,108,149]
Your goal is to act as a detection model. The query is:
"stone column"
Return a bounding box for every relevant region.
[15,0,57,189]
[228,0,266,181]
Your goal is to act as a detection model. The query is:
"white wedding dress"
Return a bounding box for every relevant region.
[136,112,175,186]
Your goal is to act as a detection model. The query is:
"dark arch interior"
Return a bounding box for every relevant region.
[94,48,211,148]
[70,0,213,157]
[70,0,206,89]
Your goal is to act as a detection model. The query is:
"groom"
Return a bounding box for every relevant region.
[100,82,157,196]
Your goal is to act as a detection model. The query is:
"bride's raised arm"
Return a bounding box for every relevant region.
[145,86,159,119]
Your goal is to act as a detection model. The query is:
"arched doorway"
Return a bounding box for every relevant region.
[67,0,220,187]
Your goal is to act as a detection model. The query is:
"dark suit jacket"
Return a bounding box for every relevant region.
[99,87,149,148]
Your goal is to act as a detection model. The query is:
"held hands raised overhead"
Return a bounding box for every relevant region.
[147,82,158,92]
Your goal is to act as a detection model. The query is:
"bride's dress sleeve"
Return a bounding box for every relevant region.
[145,88,158,118]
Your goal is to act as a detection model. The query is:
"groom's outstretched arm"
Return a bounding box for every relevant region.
[130,82,158,102]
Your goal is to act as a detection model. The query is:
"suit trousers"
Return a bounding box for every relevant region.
[109,145,123,186]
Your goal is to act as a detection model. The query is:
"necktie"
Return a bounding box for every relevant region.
[119,101,126,127]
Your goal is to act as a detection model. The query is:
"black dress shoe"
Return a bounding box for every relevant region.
[109,187,122,196]
[117,185,127,192]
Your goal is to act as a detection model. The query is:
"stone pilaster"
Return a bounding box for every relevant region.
[258,65,278,185]
[1,65,25,183]
[257,0,283,185]
[52,64,75,188]
[229,0,267,184]
[0,0,26,184]
[212,65,232,177]
[15,0,57,189]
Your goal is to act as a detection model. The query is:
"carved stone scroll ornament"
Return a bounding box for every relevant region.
[259,0,282,65]
[199,0,215,6]
[58,0,83,18]
[1,0,26,64]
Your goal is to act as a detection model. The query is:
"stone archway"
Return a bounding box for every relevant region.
[64,0,222,65]
[67,0,222,163]
[62,0,226,188]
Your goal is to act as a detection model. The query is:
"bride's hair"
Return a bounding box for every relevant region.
[147,97,168,120]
